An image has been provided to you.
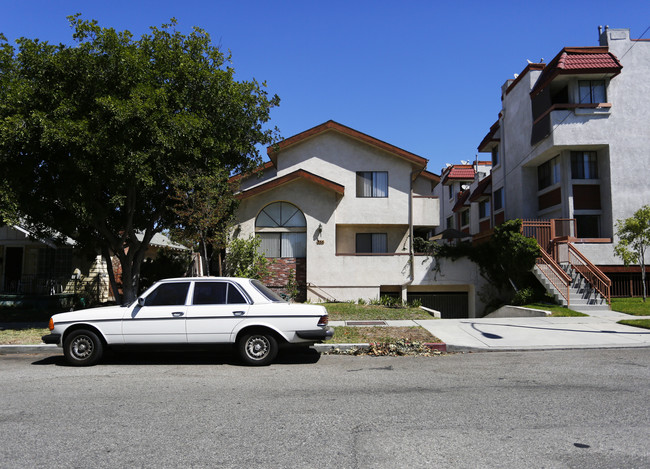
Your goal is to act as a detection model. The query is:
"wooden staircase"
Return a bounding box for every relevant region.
[523,219,611,312]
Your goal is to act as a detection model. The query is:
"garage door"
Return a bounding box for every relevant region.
[407,292,468,319]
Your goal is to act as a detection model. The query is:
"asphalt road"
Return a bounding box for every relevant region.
[1,348,648,468]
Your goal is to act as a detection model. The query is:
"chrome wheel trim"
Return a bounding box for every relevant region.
[70,335,94,360]
[245,336,270,360]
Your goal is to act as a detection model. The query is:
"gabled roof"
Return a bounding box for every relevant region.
[237,169,345,200]
[267,120,428,169]
[417,169,441,184]
[229,161,275,183]
[531,47,622,97]
[469,174,492,202]
[441,165,475,184]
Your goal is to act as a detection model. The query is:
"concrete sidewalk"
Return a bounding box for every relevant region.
[2,311,650,354]
[326,310,650,352]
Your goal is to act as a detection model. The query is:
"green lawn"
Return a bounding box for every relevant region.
[618,319,650,330]
[611,297,650,316]
[323,303,436,321]
[522,303,587,317]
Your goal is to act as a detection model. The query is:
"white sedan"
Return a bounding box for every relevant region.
[43,277,333,366]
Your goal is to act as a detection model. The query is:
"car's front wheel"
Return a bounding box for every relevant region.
[63,329,103,366]
[238,331,278,366]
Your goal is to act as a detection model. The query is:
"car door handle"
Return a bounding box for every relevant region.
[172,312,184,317]
[233,311,245,316]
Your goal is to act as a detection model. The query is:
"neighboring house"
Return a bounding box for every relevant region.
[0,224,109,305]
[435,162,492,237]
[234,120,485,317]
[472,27,650,300]
[0,224,186,305]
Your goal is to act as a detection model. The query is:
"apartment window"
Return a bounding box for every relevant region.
[575,215,600,238]
[578,80,606,104]
[491,146,499,166]
[256,202,306,258]
[460,210,469,227]
[493,188,504,212]
[571,151,598,179]
[538,156,561,190]
[356,172,388,198]
[479,200,491,219]
[447,183,454,200]
[356,233,387,254]
[446,216,454,229]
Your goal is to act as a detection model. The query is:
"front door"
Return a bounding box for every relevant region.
[4,247,23,292]
[122,281,190,343]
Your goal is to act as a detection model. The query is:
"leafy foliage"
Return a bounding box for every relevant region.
[420,219,541,307]
[0,16,279,302]
[614,205,650,301]
[169,169,238,276]
[224,235,270,280]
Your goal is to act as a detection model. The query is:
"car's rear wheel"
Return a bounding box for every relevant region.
[238,331,278,366]
[63,329,103,366]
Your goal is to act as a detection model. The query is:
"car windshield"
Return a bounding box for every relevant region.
[250,279,287,303]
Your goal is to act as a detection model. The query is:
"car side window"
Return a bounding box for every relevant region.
[227,284,247,304]
[192,282,248,305]
[193,282,227,305]
[145,282,190,306]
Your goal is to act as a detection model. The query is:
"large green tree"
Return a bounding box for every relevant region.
[0,15,279,303]
[614,205,650,301]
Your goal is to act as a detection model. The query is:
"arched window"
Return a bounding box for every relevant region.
[255,202,306,258]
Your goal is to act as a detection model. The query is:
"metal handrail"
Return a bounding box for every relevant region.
[535,248,571,305]
[566,243,611,305]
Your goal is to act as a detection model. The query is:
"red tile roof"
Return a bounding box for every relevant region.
[531,47,622,97]
[443,165,475,182]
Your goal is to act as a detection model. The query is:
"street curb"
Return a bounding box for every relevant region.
[0,344,58,354]
[314,342,447,353]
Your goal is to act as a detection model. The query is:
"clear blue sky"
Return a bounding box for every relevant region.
[2,0,648,175]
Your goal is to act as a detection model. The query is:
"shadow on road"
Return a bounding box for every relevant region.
[31,346,322,367]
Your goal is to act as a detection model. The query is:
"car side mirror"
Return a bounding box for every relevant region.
[137,297,146,307]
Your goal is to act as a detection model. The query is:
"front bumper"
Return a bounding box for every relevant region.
[42,334,61,345]
[296,327,334,342]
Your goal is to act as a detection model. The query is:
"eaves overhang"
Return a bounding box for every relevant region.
[267,120,428,169]
[236,169,345,200]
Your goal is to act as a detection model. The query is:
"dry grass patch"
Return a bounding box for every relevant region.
[330,326,440,344]
[0,328,49,345]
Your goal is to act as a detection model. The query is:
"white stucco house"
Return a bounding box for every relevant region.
[468,27,650,302]
[234,121,485,317]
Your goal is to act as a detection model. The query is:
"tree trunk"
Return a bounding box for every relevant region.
[102,246,121,305]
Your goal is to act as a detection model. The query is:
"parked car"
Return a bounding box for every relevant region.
[43,277,333,366]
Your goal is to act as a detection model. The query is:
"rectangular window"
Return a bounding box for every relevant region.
[446,216,454,229]
[479,200,491,219]
[578,80,606,104]
[571,151,598,179]
[575,215,600,238]
[356,172,388,197]
[460,210,469,227]
[258,233,306,258]
[448,183,454,200]
[491,146,499,166]
[493,188,504,211]
[538,156,561,190]
[356,233,387,254]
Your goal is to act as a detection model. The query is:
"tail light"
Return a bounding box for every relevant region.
[317,315,329,327]
[48,317,54,331]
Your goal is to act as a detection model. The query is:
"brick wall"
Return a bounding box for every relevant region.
[262,257,307,301]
